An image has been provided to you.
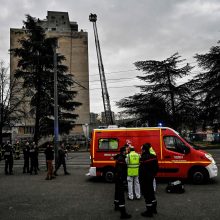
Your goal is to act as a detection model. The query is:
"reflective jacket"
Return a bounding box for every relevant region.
[150,147,156,155]
[127,151,140,176]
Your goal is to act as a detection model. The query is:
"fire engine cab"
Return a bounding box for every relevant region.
[88,127,218,184]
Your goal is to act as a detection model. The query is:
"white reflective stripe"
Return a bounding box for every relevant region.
[127,164,139,168]
[153,178,157,192]
[119,205,125,207]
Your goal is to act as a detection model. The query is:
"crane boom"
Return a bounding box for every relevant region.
[89,13,114,125]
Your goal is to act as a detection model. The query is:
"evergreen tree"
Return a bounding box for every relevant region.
[194,41,220,131]
[117,53,195,129]
[10,15,81,143]
[117,93,170,127]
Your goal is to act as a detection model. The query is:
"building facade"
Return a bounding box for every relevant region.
[10,11,90,143]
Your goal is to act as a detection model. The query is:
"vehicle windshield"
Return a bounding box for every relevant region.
[188,141,201,150]
[182,137,201,150]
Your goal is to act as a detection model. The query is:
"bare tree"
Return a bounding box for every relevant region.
[0,60,26,147]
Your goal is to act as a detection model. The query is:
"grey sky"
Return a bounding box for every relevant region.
[1,0,220,114]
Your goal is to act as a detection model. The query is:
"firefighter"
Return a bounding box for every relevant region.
[32,142,40,171]
[14,140,21,160]
[0,143,3,161]
[45,143,54,180]
[4,141,14,175]
[126,146,141,200]
[23,141,30,173]
[1,142,6,160]
[114,146,131,219]
[54,143,70,176]
[139,143,159,217]
[29,143,38,175]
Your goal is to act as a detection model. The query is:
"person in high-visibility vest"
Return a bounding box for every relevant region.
[126,146,141,200]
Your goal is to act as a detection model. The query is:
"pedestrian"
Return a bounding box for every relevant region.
[23,141,30,173]
[4,141,14,175]
[14,140,21,160]
[139,143,159,217]
[29,142,38,175]
[126,146,141,200]
[54,143,70,176]
[0,142,4,161]
[44,143,49,171]
[44,143,54,180]
[32,142,40,171]
[114,146,131,219]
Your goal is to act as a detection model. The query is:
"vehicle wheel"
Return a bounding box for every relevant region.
[189,168,208,184]
[104,169,115,183]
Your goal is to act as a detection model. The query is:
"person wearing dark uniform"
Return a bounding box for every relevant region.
[54,143,70,176]
[139,143,159,217]
[0,142,3,160]
[29,143,38,175]
[4,142,14,175]
[114,146,131,219]
[32,142,40,171]
[23,141,30,173]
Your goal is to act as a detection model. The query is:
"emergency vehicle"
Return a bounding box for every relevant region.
[88,127,218,184]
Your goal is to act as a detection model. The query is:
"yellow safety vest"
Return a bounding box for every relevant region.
[150,147,156,155]
[127,151,140,176]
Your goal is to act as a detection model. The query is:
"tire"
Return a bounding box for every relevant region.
[189,167,208,184]
[103,168,115,183]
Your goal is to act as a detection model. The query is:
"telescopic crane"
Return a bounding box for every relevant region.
[89,13,114,125]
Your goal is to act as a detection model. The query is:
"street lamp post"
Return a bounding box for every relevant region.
[53,40,59,167]
[0,80,3,148]
[85,123,89,151]
[83,123,89,151]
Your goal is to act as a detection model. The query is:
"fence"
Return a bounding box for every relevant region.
[188,133,220,143]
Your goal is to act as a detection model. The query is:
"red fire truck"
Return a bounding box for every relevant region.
[88,127,218,184]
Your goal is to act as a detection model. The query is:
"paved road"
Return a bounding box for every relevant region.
[0,149,219,220]
[0,151,91,168]
[1,148,220,168]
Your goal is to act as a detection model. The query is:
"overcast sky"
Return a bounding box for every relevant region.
[1,0,220,114]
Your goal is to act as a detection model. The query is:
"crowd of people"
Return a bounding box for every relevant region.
[0,140,70,180]
[114,142,159,219]
[1,139,159,218]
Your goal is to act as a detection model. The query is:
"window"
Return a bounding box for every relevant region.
[164,136,189,154]
[24,126,35,134]
[98,138,118,150]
